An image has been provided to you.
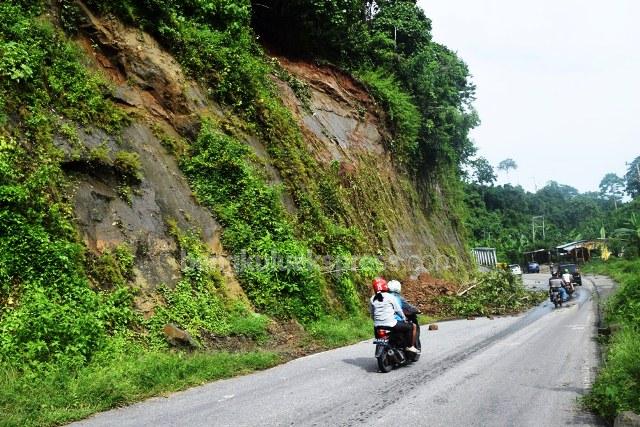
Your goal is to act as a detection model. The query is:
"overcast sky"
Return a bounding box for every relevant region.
[417,0,640,194]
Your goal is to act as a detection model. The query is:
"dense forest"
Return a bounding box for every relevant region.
[463,156,640,263]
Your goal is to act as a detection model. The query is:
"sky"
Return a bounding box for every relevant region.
[416,0,640,194]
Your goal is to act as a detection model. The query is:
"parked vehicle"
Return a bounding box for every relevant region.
[527,261,540,273]
[373,309,421,373]
[558,263,582,285]
[509,264,523,275]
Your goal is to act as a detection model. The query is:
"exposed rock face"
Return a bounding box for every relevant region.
[73,0,211,127]
[62,1,469,314]
[276,58,467,268]
[58,1,244,303]
[163,323,199,348]
[60,123,240,296]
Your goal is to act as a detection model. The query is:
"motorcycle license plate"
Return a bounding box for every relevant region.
[373,338,389,344]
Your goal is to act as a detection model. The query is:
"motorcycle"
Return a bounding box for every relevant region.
[373,307,421,373]
[549,287,563,308]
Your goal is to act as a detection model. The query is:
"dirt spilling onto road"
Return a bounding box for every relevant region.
[402,273,460,316]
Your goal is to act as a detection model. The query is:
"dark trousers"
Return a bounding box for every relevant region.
[391,321,413,347]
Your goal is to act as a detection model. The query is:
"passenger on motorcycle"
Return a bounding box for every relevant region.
[370,277,418,353]
[549,272,569,302]
[561,269,573,286]
[388,279,421,351]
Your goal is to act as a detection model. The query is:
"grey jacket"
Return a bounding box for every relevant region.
[370,292,405,327]
[549,277,564,288]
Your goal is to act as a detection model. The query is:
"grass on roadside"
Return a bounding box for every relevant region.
[582,259,640,420]
[0,337,280,427]
[0,315,378,427]
[306,316,373,348]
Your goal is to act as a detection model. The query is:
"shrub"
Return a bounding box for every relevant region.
[114,151,143,182]
[584,259,640,419]
[437,270,545,317]
[356,69,420,165]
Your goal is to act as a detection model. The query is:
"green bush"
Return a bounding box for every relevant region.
[182,122,326,320]
[114,151,143,182]
[584,259,640,419]
[437,270,545,317]
[356,69,420,165]
[87,244,135,288]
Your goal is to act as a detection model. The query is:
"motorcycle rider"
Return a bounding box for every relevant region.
[388,279,421,352]
[561,268,573,285]
[560,268,575,295]
[370,277,418,353]
[549,271,569,302]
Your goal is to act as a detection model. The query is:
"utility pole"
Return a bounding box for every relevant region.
[532,215,545,243]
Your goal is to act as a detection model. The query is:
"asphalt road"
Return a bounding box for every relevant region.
[71,274,606,427]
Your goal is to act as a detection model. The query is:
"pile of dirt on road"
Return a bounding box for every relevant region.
[401,273,460,316]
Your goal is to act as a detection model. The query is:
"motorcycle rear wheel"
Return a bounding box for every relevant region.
[377,352,393,373]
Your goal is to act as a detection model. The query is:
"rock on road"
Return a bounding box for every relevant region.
[71,274,608,427]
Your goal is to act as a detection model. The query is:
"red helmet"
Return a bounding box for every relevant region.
[372,277,388,293]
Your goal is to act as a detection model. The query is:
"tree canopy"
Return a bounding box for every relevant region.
[625,156,640,198]
[464,169,640,262]
[250,0,478,173]
[599,173,625,209]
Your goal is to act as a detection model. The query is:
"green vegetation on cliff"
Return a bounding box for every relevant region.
[1,0,482,424]
[0,0,132,370]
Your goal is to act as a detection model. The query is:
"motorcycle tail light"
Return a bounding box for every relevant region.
[375,329,389,339]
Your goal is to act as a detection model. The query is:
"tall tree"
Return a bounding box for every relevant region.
[615,213,640,256]
[497,158,517,179]
[625,155,640,198]
[599,172,625,209]
[469,156,496,186]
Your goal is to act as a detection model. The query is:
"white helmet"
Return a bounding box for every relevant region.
[387,280,401,293]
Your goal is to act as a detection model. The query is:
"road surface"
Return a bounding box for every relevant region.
[71,274,607,427]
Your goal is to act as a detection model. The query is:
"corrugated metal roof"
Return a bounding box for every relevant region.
[556,240,589,251]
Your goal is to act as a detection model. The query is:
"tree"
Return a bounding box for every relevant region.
[599,173,625,209]
[469,156,496,186]
[497,158,517,179]
[370,1,432,56]
[615,212,640,256]
[625,156,640,198]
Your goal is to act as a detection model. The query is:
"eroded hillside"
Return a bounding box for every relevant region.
[0,0,485,423]
[0,2,482,417]
[55,1,470,316]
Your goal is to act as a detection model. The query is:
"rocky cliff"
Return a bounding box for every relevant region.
[60,2,468,312]
[1,0,470,337]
